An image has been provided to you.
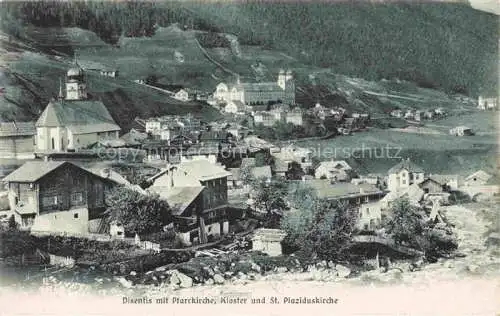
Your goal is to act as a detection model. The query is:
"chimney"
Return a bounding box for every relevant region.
[100,168,111,178]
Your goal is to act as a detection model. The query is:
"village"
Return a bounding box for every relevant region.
[0,60,498,292]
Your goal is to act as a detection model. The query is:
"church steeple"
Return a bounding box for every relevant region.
[58,78,64,100]
[65,55,87,101]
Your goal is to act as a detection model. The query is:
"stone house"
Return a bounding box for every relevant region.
[251,228,287,256]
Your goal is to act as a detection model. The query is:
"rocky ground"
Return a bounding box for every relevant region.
[1,201,499,315]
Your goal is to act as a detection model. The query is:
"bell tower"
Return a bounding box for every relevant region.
[65,59,87,101]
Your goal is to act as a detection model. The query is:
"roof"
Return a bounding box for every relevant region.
[178,160,232,182]
[466,170,492,182]
[149,186,204,216]
[233,82,282,93]
[251,228,287,242]
[296,179,383,200]
[388,159,425,174]
[36,100,120,134]
[0,122,36,137]
[251,166,272,179]
[2,161,67,182]
[316,160,352,171]
[427,174,460,185]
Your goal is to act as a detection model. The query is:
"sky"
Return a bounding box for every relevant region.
[468,0,500,15]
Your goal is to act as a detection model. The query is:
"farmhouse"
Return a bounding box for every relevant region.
[35,65,120,152]
[0,122,36,159]
[214,70,295,106]
[2,161,118,233]
[387,158,425,192]
[314,160,354,181]
[150,160,233,243]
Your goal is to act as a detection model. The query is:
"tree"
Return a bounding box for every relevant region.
[105,186,172,236]
[384,198,427,247]
[281,198,358,260]
[250,179,289,228]
[8,215,17,230]
[384,197,458,259]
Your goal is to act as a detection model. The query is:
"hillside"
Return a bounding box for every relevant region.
[1,1,497,96]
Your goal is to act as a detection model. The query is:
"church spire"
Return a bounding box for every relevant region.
[58,77,64,100]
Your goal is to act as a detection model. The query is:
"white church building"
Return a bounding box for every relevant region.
[35,64,121,152]
[214,69,295,106]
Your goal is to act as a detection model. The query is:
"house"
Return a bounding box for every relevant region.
[224,100,247,115]
[390,110,403,118]
[293,180,386,230]
[149,185,205,245]
[387,158,425,192]
[251,228,287,256]
[477,96,498,110]
[253,111,277,127]
[272,158,289,178]
[464,170,492,186]
[120,129,148,147]
[214,70,295,106]
[179,144,220,164]
[173,88,198,102]
[357,201,383,231]
[0,122,36,159]
[285,108,304,126]
[151,160,233,242]
[426,174,461,190]
[404,110,414,120]
[2,161,118,233]
[419,177,446,194]
[36,65,120,152]
[423,110,434,120]
[449,126,474,136]
[379,183,425,210]
[272,145,313,171]
[314,160,354,181]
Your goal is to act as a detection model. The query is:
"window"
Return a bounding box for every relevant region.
[366,208,370,215]
[402,180,406,185]
[74,213,79,219]
[51,138,55,150]
[42,195,58,207]
[71,192,84,205]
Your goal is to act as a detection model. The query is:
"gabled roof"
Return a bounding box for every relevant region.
[178,160,232,182]
[466,170,492,182]
[0,122,36,137]
[36,99,120,134]
[316,160,352,171]
[388,158,424,174]
[2,161,67,182]
[2,161,113,184]
[149,186,204,216]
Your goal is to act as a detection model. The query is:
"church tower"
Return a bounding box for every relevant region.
[277,69,295,105]
[65,63,87,101]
